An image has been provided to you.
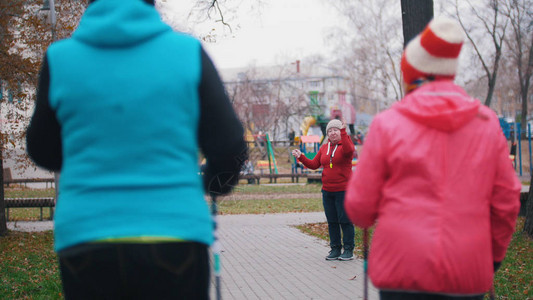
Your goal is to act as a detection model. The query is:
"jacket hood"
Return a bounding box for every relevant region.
[393,81,481,132]
[73,0,171,47]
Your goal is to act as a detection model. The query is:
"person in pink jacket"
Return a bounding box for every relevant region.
[345,17,521,300]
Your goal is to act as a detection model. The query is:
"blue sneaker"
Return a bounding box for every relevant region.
[325,247,342,260]
[338,247,354,261]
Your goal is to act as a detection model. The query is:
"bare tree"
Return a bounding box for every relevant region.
[454,0,507,107]
[501,0,533,132]
[226,64,310,142]
[159,0,265,43]
[492,54,521,118]
[330,0,403,113]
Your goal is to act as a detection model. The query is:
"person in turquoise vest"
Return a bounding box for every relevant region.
[26,0,246,298]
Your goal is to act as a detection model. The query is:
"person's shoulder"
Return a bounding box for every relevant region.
[161,31,202,59]
[477,104,497,118]
[475,105,501,127]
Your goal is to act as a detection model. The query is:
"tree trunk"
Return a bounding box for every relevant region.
[524,173,533,237]
[484,43,501,108]
[484,73,496,107]
[0,147,7,236]
[520,83,529,136]
[401,0,434,47]
[0,6,6,236]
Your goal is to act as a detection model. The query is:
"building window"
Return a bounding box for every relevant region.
[308,81,320,88]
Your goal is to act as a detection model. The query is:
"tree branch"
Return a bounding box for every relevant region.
[456,0,491,81]
[208,0,232,32]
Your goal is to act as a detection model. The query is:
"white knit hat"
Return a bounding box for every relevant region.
[401,17,465,85]
[326,119,343,133]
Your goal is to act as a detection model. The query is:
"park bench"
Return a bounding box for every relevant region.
[306,173,322,184]
[4,197,55,221]
[240,174,261,184]
[239,173,315,184]
[3,178,56,188]
[262,173,303,184]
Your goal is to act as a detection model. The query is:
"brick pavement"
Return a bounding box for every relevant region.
[210,212,379,300]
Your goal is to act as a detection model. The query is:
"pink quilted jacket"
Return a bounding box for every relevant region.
[345,80,520,295]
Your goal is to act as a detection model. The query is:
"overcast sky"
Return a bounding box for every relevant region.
[159,0,345,70]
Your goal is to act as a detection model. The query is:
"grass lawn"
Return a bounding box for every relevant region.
[2,185,532,299]
[0,231,62,299]
[493,217,532,298]
[218,197,322,214]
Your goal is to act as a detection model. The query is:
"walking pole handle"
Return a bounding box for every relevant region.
[489,284,495,300]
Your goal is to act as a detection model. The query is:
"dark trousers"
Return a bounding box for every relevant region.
[322,190,355,249]
[380,291,484,300]
[59,242,209,300]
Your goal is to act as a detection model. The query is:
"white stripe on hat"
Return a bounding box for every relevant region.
[428,18,464,44]
[404,35,459,76]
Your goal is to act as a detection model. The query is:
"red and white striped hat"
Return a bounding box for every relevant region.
[401,17,465,85]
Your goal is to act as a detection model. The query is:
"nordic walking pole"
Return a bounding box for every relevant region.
[363,228,369,300]
[489,284,495,300]
[211,194,222,300]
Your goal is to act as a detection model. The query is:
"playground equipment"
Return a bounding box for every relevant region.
[498,118,533,176]
[291,135,321,174]
[307,91,330,136]
[299,90,358,140]
[254,133,278,175]
[244,128,255,148]
[352,148,359,171]
[300,116,317,136]
[499,118,519,140]
[300,135,321,154]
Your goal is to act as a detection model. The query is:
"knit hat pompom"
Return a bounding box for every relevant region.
[401,17,465,85]
[326,119,343,133]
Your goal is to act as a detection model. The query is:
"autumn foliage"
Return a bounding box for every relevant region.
[0,0,85,235]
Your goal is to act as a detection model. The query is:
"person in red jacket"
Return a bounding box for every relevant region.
[344,17,521,299]
[292,119,356,260]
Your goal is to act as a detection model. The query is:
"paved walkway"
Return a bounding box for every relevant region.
[8,212,378,300]
[212,212,378,300]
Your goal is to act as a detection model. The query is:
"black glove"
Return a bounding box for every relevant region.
[204,170,239,196]
[493,261,502,273]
